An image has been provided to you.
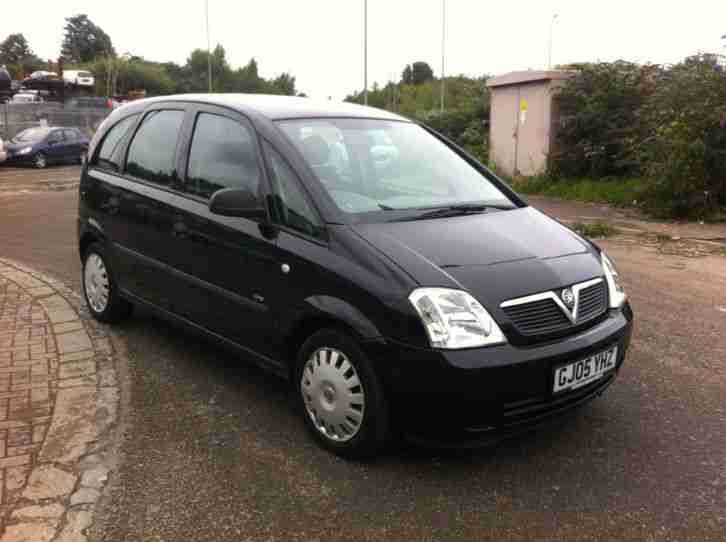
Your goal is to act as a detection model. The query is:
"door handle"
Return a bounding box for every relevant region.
[172,222,188,239]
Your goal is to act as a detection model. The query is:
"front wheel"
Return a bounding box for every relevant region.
[34,152,47,169]
[82,243,132,323]
[295,328,391,459]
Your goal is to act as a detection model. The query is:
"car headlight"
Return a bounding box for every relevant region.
[18,146,33,155]
[601,252,626,308]
[409,288,506,349]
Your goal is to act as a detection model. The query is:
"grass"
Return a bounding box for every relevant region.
[513,176,649,207]
[570,221,616,238]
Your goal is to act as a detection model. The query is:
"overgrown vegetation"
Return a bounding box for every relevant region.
[570,221,616,238]
[550,55,726,219]
[515,176,649,207]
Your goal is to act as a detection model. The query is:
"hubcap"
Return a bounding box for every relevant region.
[301,347,366,442]
[84,253,110,313]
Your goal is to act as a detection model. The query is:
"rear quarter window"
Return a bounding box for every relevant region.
[93,115,139,172]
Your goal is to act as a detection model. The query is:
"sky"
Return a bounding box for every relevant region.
[3,0,725,99]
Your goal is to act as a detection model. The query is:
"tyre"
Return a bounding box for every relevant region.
[82,243,132,323]
[34,152,47,169]
[295,328,391,459]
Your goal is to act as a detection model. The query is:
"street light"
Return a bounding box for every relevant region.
[206,0,212,92]
[548,13,559,70]
[364,0,368,105]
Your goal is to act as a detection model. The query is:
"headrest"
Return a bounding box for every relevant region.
[300,135,330,167]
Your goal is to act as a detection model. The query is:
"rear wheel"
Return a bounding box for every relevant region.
[82,243,132,323]
[34,152,47,169]
[295,328,391,459]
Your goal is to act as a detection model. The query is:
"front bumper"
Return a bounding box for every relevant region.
[3,151,34,165]
[364,303,634,445]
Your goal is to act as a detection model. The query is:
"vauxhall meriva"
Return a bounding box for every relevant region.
[78,94,633,458]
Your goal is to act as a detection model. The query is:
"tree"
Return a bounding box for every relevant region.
[401,61,434,85]
[0,33,44,78]
[0,33,33,65]
[270,72,296,95]
[61,14,114,63]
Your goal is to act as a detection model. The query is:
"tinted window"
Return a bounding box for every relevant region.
[48,130,64,143]
[186,113,260,199]
[95,115,139,172]
[126,110,184,186]
[265,143,324,239]
[63,129,76,142]
[11,127,52,142]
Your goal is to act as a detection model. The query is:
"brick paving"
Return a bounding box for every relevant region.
[0,259,121,542]
[0,269,56,524]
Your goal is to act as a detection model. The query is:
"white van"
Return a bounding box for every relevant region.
[63,70,95,87]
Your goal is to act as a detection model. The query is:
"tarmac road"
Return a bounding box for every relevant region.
[1,167,725,541]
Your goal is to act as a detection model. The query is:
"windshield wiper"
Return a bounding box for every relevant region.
[389,203,512,222]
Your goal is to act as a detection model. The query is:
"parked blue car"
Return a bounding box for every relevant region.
[4,126,89,168]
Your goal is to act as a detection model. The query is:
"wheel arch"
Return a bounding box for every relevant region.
[78,218,107,261]
[284,295,383,373]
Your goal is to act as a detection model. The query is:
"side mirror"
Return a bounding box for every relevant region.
[208,188,267,220]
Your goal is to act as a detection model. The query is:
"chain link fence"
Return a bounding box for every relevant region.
[0,103,110,141]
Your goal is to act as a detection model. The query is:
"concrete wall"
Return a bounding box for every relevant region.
[0,103,110,140]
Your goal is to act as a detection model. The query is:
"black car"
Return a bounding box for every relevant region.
[77,95,633,458]
[5,126,89,168]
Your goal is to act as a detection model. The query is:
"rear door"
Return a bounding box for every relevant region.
[164,104,282,360]
[85,104,186,309]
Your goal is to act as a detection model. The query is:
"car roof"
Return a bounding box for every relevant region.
[123,93,410,122]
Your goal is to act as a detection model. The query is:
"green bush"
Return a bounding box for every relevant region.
[549,56,726,219]
[549,61,655,179]
[639,55,726,218]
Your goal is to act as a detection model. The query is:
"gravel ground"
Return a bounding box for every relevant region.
[1,168,724,541]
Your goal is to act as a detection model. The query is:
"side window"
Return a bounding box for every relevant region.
[185,113,261,199]
[94,115,139,172]
[126,110,184,186]
[264,142,324,239]
[63,129,76,142]
[48,130,63,143]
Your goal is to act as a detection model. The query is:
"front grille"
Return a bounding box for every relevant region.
[577,280,607,321]
[502,298,570,335]
[502,279,608,338]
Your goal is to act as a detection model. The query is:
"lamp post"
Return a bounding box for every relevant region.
[364,0,368,105]
[548,13,558,70]
[206,0,212,92]
[441,0,446,112]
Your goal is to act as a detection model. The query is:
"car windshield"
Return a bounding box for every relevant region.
[12,127,52,142]
[276,118,516,221]
[78,72,92,78]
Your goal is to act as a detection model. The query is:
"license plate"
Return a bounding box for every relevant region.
[553,346,618,394]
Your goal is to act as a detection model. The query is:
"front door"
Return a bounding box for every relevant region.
[164,107,281,361]
[45,129,66,163]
